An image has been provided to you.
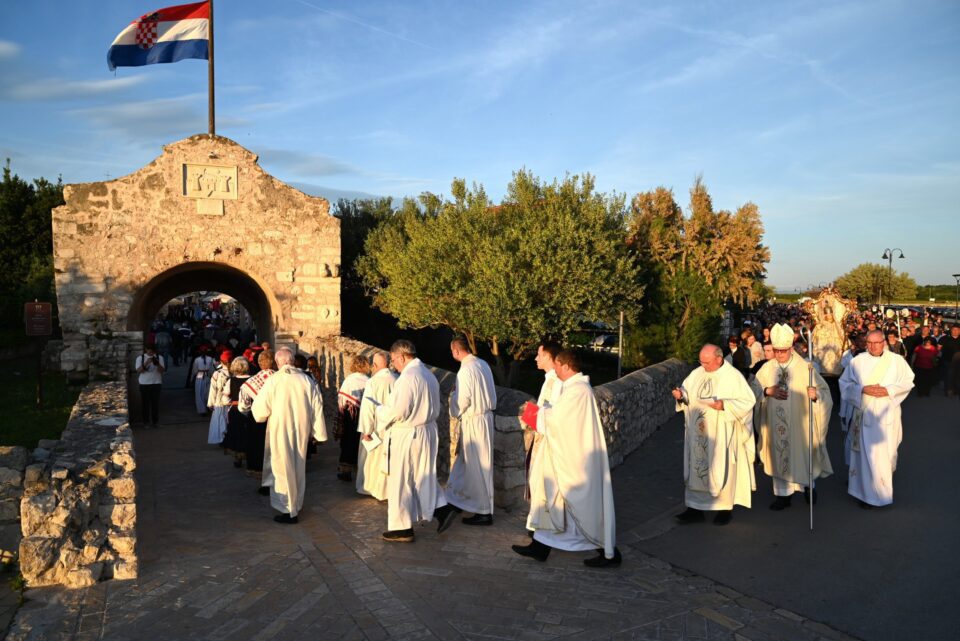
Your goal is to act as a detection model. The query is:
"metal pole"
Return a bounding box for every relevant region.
[617,310,624,379]
[801,327,815,531]
[208,0,215,136]
[36,338,43,408]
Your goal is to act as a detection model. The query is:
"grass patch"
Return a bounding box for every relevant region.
[0,355,81,449]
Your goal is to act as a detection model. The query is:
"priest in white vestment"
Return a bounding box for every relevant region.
[377,340,450,542]
[251,348,328,524]
[840,330,914,508]
[514,350,620,568]
[756,324,833,510]
[526,342,564,502]
[190,346,215,415]
[356,352,396,500]
[445,338,498,526]
[672,344,757,526]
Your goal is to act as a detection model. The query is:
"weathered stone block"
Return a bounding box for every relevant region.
[107,477,136,500]
[111,450,136,473]
[112,557,138,580]
[23,464,45,487]
[100,503,136,530]
[0,446,29,471]
[19,536,58,579]
[21,491,57,537]
[0,500,19,522]
[0,467,22,487]
[108,532,136,556]
[64,562,102,588]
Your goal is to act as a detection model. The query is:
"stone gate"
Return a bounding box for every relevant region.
[51,134,341,381]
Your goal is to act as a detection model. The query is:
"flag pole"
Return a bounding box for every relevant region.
[208,0,215,136]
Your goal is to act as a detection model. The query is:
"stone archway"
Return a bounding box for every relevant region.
[51,134,342,381]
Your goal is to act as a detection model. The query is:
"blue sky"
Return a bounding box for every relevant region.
[1,0,958,291]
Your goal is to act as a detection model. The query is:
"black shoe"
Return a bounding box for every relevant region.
[382,529,415,542]
[274,513,298,524]
[257,486,270,496]
[770,496,792,511]
[857,499,874,510]
[583,547,622,568]
[462,514,493,526]
[804,488,818,505]
[713,510,733,526]
[511,539,551,562]
[435,505,459,534]
[336,471,352,482]
[674,507,704,524]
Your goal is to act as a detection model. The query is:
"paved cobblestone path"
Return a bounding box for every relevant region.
[6,381,860,641]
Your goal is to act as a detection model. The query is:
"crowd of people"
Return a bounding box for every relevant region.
[133,294,953,568]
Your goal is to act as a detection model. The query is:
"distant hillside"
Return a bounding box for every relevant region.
[289,182,384,204]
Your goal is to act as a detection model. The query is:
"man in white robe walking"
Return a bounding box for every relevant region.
[377,340,451,542]
[514,350,620,568]
[672,344,757,526]
[525,342,563,505]
[251,348,328,524]
[444,337,498,527]
[756,324,833,510]
[840,330,914,508]
[356,352,396,500]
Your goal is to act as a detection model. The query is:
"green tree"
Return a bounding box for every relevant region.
[0,161,64,330]
[834,263,917,303]
[357,170,642,384]
[332,197,394,293]
[624,178,769,364]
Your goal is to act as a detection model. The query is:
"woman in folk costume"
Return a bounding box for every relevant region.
[207,349,233,446]
[223,356,251,468]
[190,344,215,415]
[335,355,371,482]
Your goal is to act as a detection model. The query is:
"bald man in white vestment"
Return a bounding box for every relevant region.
[356,352,396,500]
[251,348,328,524]
[377,340,452,542]
[672,344,757,526]
[513,350,620,568]
[444,337,498,527]
[840,330,914,508]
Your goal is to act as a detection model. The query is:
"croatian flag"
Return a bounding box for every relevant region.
[107,2,209,71]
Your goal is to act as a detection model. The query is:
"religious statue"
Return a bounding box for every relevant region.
[803,287,857,376]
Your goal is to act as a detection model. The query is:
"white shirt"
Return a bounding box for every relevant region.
[136,354,164,385]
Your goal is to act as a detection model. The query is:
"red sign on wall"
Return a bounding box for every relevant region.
[24,302,52,336]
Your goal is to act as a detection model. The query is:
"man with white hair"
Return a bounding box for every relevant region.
[356,351,396,500]
[377,340,451,542]
[444,337,498,527]
[840,329,914,508]
[252,347,328,524]
[756,323,833,510]
[672,343,757,526]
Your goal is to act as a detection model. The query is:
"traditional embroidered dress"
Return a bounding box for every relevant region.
[840,349,914,506]
[206,363,230,445]
[190,354,215,415]
[446,354,498,515]
[526,372,616,559]
[336,372,369,476]
[251,365,328,517]
[223,374,250,454]
[676,361,757,510]
[376,358,447,531]
[356,367,396,500]
[756,353,833,495]
[239,368,275,474]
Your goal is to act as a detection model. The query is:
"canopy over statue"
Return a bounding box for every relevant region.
[803,287,857,376]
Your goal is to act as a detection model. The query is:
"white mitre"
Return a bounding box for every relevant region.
[771,323,794,350]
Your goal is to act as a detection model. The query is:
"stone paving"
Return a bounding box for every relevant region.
[5,386,861,641]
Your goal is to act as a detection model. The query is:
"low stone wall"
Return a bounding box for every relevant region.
[313,337,690,512]
[18,382,138,588]
[594,359,690,468]
[0,447,29,566]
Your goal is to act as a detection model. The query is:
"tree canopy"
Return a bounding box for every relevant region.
[834,263,917,303]
[624,178,769,364]
[357,170,642,384]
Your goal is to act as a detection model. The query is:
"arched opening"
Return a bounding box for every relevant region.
[127,262,279,342]
[126,262,281,424]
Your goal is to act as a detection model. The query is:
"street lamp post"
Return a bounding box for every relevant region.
[881,248,905,304]
[953,273,960,321]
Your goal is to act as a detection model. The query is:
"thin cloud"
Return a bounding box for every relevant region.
[0,40,20,59]
[70,95,248,140]
[257,148,356,177]
[3,76,146,101]
[291,0,436,51]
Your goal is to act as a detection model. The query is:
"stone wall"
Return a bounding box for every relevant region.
[0,447,29,567]
[18,382,137,588]
[594,359,691,468]
[313,337,690,512]
[52,134,340,382]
